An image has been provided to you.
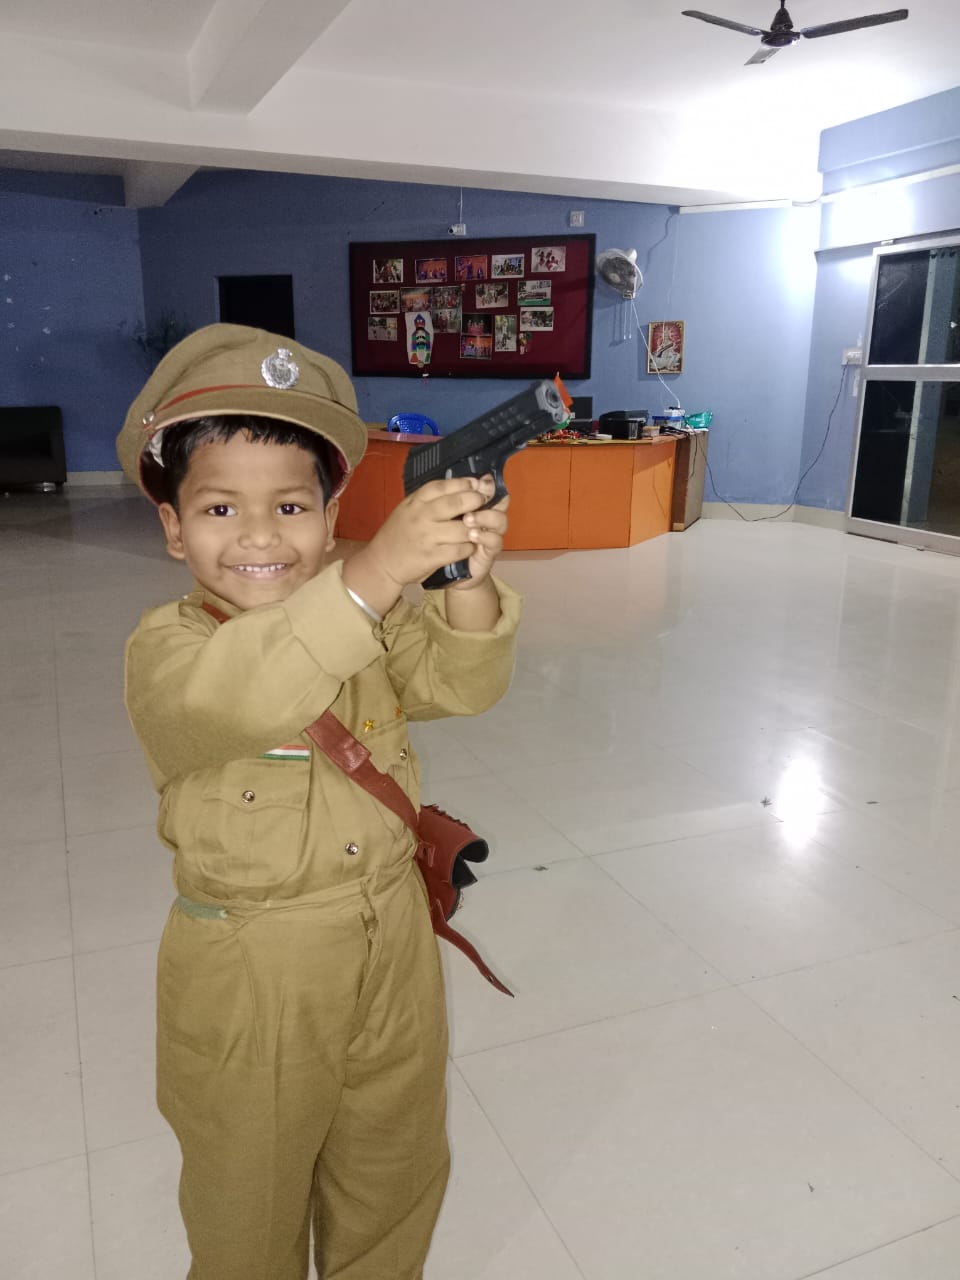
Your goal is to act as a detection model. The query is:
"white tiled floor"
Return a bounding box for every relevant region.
[4,486,960,1279]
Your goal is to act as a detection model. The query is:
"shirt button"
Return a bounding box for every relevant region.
[399,748,408,761]
[344,842,360,856]
[241,790,256,804]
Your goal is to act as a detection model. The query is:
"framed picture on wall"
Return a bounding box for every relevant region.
[647,320,684,374]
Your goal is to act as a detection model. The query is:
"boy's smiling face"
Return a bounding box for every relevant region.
[157,433,339,610]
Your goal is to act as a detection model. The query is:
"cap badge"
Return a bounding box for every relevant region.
[261,348,300,390]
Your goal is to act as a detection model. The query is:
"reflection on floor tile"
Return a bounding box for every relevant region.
[6,493,960,1278]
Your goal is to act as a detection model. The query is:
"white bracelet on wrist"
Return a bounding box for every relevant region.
[346,586,383,625]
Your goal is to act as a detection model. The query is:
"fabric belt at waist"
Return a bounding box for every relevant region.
[174,857,414,921]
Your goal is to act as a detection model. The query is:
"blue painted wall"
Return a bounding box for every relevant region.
[138,172,681,428]
[3,84,957,506]
[138,171,818,506]
[820,86,960,194]
[670,205,819,506]
[798,89,960,511]
[0,183,146,472]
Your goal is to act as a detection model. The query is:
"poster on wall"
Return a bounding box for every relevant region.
[647,320,685,374]
[349,234,594,379]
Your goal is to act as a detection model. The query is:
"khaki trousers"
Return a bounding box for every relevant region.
[156,862,450,1280]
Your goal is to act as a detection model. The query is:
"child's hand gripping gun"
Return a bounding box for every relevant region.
[402,379,570,590]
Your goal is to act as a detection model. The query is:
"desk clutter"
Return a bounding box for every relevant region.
[534,398,710,444]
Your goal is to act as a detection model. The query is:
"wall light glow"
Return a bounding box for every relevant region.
[823,183,915,250]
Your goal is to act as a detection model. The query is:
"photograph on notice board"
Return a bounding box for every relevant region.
[462,313,492,336]
[368,316,398,341]
[491,253,524,278]
[460,334,493,359]
[432,309,461,334]
[431,285,461,311]
[372,257,403,284]
[494,314,518,352]
[518,279,551,306]
[518,331,532,355]
[519,306,554,331]
[401,287,432,313]
[530,245,566,273]
[455,254,488,281]
[475,282,509,309]
[647,320,684,374]
[415,257,448,283]
[369,290,399,314]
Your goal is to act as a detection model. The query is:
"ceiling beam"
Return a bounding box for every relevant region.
[123,161,197,208]
[189,0,353,112]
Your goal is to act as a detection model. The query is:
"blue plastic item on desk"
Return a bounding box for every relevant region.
[387,413,439,435]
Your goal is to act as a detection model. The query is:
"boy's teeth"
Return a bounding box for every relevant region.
[235,563,285,573]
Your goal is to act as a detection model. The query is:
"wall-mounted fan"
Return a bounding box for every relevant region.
[596,248,643,299]
[682,3,908,65]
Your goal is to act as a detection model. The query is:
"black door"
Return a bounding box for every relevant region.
[218,275,295,339]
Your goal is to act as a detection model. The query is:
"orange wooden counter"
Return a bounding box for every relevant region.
[336,430,677,550]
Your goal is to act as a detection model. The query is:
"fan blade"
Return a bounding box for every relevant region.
[746,43,782,64]
[681,10,765,37]
[801,9,908,39]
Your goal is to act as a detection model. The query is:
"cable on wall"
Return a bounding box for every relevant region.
[705,364,850,522]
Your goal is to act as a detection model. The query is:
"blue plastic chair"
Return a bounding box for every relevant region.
[387,412,439,436]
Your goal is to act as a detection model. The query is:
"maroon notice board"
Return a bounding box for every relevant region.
[349,234,594,379]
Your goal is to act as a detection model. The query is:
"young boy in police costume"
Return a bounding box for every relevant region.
[117,324,520,1280]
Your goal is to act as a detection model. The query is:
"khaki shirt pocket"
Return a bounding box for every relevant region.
[163,758,311,894]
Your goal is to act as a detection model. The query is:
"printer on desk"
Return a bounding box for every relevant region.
[598,409,649,440]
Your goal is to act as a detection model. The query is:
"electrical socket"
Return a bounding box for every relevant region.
[569,210,585,228]
[448,222,467,237]
[842,347,863,366]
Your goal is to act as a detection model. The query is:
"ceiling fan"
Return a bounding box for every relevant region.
[681,3,909,65]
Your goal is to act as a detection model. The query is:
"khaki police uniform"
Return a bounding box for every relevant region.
[117,325,521,1280]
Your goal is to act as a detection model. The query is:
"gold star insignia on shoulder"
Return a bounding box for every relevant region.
[363,719,375,733]
[395,705,403,718]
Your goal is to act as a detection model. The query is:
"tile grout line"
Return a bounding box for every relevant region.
[52,578,102,1280]
[736,978,960,1193]
[449,1061,589,1280]
[792,1210,960,1279]
[451,981,737,1064]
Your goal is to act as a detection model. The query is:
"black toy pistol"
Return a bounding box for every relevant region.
[402,379,569,590]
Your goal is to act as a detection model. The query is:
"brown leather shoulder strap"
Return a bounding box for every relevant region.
[304,712,419,833]
[200,601,231,624]
[202,601,418,829]
[200,598,513,996]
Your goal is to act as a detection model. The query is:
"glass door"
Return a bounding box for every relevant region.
[848,239,960,552]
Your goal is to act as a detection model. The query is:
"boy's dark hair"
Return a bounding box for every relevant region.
[159,415,337,508]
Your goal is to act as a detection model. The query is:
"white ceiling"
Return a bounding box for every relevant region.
[0,0,956,207]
